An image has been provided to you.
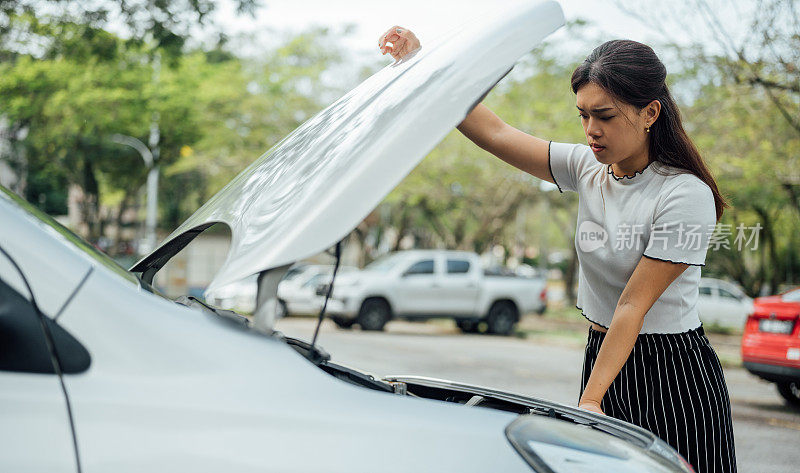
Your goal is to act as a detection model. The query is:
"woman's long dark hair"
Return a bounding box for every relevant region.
[570,39,728,221]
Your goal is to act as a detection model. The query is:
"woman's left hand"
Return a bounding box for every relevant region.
[578,399,605,415]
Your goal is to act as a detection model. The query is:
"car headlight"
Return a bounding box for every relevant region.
[505,415,694,472]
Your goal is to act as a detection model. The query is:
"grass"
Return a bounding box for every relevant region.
[703,322,741,336]
[716,352,743,369]
[517,305,745,370]
[514,305,590,347]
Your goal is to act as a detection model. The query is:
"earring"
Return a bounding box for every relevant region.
[646,124,651,133]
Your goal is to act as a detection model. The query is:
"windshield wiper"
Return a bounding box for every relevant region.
[283,336,331,365]
[174,295,338,367]
[319,360,395,393]
[174,295,250,328]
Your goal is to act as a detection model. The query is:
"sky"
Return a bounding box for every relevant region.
[210,0,753,63]
[213,0,656,58]
[199,0,762,108]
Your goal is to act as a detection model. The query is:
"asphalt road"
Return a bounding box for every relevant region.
[275,316,800,473]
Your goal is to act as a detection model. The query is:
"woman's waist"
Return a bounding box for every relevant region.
[580,299,702,335]
[588,323,708,351]
[589,324,705,337]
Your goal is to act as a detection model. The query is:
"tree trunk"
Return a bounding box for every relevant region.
[81,156,101,242]
[551,207,578,306]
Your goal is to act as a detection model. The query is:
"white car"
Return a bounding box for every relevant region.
[206,273,259,312]
[0,2,694,471]
[323,250,547,334]
[278,264,359,315]
[207,263,314,314]
[697,277,754,329]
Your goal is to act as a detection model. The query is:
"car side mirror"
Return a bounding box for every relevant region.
[0,278,90,374]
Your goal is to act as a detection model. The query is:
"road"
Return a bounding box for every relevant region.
[275,316,800,473]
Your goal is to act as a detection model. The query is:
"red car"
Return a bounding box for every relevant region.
[741,286,800,407]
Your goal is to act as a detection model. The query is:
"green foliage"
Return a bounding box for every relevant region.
[0,1,260,60]
[684,72,800,295]
[0,11,344,244]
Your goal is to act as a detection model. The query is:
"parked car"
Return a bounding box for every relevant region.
[0,2,694,471]
[697,277,753,330]
[279,264,358,315]
[206,273,259,312]
[741,286,800,407]
[320,250,547,334]
[207,262,312,314]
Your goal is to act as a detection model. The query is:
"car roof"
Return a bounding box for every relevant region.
[700,277,747,294]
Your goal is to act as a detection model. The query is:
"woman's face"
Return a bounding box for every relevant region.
[575,82,658,164]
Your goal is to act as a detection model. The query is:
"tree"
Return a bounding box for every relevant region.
[158,27,347,230]
[618,0,800,214]
[0,38,156,239]
[0,0,258,245]
[0,18,346,251]
[0,0,259,60]
[685,73,800,294]
[616,0,800,293]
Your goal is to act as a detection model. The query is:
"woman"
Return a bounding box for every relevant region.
[378,27,737,473]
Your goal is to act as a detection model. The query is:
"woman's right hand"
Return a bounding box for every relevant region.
[578,400,605,416]
[378,26,421,61]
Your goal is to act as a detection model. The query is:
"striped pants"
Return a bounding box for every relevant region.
[580,326,737,473]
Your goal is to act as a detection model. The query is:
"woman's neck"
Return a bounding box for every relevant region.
[611,149,651,178]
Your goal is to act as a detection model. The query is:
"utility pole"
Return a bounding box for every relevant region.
[111,52,161,255]
[111,133,158,254]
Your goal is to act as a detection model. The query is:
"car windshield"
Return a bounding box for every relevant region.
[303,273,329,288]
[783,288,800,302]
[365,253,407,273]
[2,186,141,287]
[283,264,309,281]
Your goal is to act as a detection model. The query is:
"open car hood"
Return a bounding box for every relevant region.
[131,1,565,293]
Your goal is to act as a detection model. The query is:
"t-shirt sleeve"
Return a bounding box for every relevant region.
[643,180,717,266]
[548,141,596,193]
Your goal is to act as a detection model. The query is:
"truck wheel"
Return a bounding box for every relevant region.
[357,298,391,331]
[331,316,355,329]
[486,301,518,336]
[777,382,800,408]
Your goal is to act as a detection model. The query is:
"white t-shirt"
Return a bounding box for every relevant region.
[548,141,718,334]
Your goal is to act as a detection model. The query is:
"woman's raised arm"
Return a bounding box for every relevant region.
[378,26,557,186]
[457,104,555,185]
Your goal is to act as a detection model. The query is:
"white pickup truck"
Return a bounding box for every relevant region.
[321,250,547,335]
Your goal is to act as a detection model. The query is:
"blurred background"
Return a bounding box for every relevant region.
[2,0,797,302]
[1,1,799,469]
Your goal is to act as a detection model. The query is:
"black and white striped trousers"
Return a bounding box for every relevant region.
[580,326,737,473]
